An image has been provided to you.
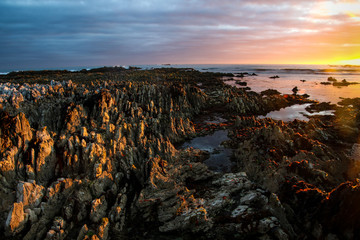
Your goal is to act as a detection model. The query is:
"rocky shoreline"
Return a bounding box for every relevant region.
[0,67,359,239]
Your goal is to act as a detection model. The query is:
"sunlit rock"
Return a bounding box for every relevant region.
[16,181,44,209]
[5,202,26,235]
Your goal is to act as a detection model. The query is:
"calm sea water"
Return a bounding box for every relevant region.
[1,64,360,104]
[138,64,360,104]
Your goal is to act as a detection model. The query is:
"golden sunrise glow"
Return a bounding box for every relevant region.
[347,12,357,18]
[296,1,360,65]
[215,1,360,65]
[347,11,360,21]
[337,58,360,65]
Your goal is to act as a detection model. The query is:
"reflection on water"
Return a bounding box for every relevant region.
[225,75,360,104]
[181,130,233,172]
[135,64,360,104]
[259,104,335,122]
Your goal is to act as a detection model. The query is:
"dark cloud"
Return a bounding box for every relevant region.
[0,0,359,70]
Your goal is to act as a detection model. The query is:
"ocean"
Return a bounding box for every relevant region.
[137,64,360,104]
[1,64,360,104]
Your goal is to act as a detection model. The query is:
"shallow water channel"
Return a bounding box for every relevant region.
[259,103,335,122]
[181,130,234,172]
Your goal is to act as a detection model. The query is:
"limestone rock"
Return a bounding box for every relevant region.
[17,181,45,209]
[90,196,107,223]
[97,217,109,240]
[5,202,26,235]
[34,127,56,184]
[0,68,357,240]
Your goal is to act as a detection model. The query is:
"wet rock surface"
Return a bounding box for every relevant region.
[0,67,359,239]
[321,77,360,87]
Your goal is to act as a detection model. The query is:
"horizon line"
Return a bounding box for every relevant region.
[3,62,360,73]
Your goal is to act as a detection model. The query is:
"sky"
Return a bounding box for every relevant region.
[1,0,360,70]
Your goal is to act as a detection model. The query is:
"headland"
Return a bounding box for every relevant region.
[0,67,359,239]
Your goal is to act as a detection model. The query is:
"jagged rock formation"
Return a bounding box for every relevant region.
[0,68,359,239]
[0,70,209,239]
[230,112,360,239]
[231,116,349,191]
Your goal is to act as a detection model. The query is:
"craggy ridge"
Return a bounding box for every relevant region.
[0,68,359,239]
